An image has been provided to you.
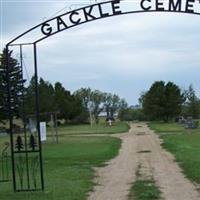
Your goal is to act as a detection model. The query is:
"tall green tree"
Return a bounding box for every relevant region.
[164,82,185,122]
[104,93,128,119]
[69,95,89,124]
[24,76,35,115]
[141,81,184,122]
[142,81,166,120]
[74,88,97,124]
[0,53,5,122]
[25,78,88,123]
[54,82,73,120]
[90,90,104,124]
[75,88,128,124]
[74,88,91,109]
[0,48,24,122]
[38,78,55,114]
[184,85,200,119]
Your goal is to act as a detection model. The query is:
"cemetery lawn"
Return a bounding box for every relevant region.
[0,136,121,200]
[148,121,185,133]
[149,121,200,183]
[55,121,129,136]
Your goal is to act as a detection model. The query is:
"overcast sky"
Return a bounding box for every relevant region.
[1,0,200,105]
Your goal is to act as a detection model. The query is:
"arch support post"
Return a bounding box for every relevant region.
[33,43,44,191]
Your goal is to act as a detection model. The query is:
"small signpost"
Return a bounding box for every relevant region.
[40,122,47,142]
[29,118,37,134]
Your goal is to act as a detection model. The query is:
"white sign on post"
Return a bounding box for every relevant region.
[40,122,47,142]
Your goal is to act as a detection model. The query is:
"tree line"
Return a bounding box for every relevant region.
[0,49,127,125]
[119,81,200,122]
[24,79,127,124]
[2,49,199,124]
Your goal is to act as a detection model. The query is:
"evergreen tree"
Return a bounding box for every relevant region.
[25,78,88,123]
[164,82,184,122]
[54,82,73,120]
[142,81,166,120]
[24,76,36,115]
[185,85,200,119]
[15,136,24,151]
[0,48,24,122]
[38,78,55,116]
[0,53,5,122]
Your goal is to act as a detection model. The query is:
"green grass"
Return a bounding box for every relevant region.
[0,136,121,200]
[149,121,200,184]
[129,180,161,200]
[161,134,200,183]
[54,121,129,136]
[148,121,185,133]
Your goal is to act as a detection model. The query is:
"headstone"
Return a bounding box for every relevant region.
[177,116,186,124]
[184,117,198,129]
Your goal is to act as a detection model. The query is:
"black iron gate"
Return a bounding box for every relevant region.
[0,142,10,183]
[6,44,44,192]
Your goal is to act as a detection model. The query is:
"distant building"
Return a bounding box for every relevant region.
[130,105,142,110]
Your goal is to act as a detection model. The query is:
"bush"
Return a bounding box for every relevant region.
[119,108,146,121]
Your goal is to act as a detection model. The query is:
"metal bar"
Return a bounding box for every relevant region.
[16,188,42,192]
[1,153,4,180]
[9,43,34,47]
[13,150,40,154]
[0,180,9,183]
[6,45,17,191]
[50,114,54,143]
[19,45,30,189]
[55,113,58,144]
[33,43,44,191]
[5,154,9,180]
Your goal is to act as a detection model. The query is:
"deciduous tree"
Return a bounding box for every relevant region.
[141,81,184,122]
[184,85,200,119]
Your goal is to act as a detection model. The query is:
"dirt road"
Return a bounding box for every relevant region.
[87,123,200,200]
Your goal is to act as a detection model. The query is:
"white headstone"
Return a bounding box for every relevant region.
[40,122,47,142]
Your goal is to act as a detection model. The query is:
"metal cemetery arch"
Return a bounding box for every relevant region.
[5,0,200,192]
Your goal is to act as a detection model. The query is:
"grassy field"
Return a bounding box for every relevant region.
[129,180,161,200]
[0,122,124,200]
[53,121,129,136]
[149,121,200,184]
[148,121,185,133]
